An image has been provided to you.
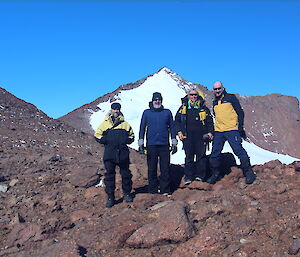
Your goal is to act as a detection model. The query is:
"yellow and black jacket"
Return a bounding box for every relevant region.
[213,91,244,132]
[94,112,134,163]
[175,93,213,138]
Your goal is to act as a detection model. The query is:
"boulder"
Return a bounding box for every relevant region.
[67,166,100,188]
[126,201,195,248]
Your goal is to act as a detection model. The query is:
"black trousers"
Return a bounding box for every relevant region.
[183,134,207,180]
[147,145,170,194]
[104,160,132,196]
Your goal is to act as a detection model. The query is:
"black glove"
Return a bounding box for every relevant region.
[138,145,146,155]
[171,145,177,155]
[239,128,247,140]
[95,136,106,145]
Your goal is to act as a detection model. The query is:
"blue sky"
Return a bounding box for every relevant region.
[1,1,299,118]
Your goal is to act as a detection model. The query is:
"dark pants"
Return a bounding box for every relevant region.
[147,145,171,194]
[210,130,251,171]
[183,135,207,180]
[104,160,132,196]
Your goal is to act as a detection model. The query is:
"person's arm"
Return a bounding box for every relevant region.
[204,106,214,134]
[94,121,108,144]
[231,94,245,129]
[138,110,147,149]
[168,110,177,140]
[168,110,178,154]
[138,110,147,140]
[127,124,135,144]
[174,106,186,141]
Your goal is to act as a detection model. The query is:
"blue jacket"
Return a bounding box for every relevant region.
[139,103,176,146]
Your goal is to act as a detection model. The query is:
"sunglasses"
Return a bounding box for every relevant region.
[153,98,162,101]
[213,87,223,91]
[189,94,198,96]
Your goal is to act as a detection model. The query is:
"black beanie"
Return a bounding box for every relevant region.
[111,102,121,110]
[152,92,163,101]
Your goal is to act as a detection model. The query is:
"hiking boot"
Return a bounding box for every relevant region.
[195,177,203,182]
[244,169,256,184]
[123,193,133,203]
[183,177,192,185]
[206,174,220,184]
[105,196,115,208]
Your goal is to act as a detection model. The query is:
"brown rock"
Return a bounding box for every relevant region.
[283,167,297,176]
[288,239,300,255]
[262,160,282,169]
[171,227,222,257]
[84,186,103,198]
[293,161,300,172]
[188,181,212,191]
[34,240,81,257]
[67,165,100,188]
[126,201,195,248]
[70,210,90,223]
[76,210,143,250]
[7,223,43,247]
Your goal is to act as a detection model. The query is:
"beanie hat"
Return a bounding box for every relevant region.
[111,102,121,110]
[152,92,163,101]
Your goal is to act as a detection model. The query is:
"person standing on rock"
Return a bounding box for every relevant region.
[207,81,256,184]
[94,103,135,208]
[175,88,214,185]
[138,92,178,196]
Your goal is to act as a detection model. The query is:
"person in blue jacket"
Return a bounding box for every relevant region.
[138,92,178,196]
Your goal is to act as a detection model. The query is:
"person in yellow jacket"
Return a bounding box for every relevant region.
[94,103,135,208]
[207,81,256,185]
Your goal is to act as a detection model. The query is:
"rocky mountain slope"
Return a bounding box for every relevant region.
[59,67,300,159]
[1,88,300,256]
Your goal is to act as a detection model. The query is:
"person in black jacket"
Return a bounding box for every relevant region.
[175,89,214,185]
[138,92,177,196]
[94,103,135,208]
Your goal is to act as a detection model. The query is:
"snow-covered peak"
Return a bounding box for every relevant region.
[89,69,300,165]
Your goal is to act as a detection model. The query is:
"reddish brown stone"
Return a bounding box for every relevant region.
[70,210,90,223]
[171,227,223,257]
[126,201,195,248]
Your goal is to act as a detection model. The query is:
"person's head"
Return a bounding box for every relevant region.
[152,92,163,109]
[213,81,225,97]
[188,89,200,102]
[111,102,121,117]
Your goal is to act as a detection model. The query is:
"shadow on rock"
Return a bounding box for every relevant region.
[170,164,185,192]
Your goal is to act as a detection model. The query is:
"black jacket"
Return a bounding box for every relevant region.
[94,113,135,163]
[175,95,214,137]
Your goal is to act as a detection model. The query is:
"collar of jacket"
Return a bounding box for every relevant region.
[106,112,124,126]
[181,95,205,107]
[187,99,200,109]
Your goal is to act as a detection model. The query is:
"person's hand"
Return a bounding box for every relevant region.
[170,138,178,154]
[178,133,185,141]
[207,133,213,141]
[171,145,177,155]
[203,133,213,142]
[138,138,146,154]
[138,146,146,154]
[239,128,247,140]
